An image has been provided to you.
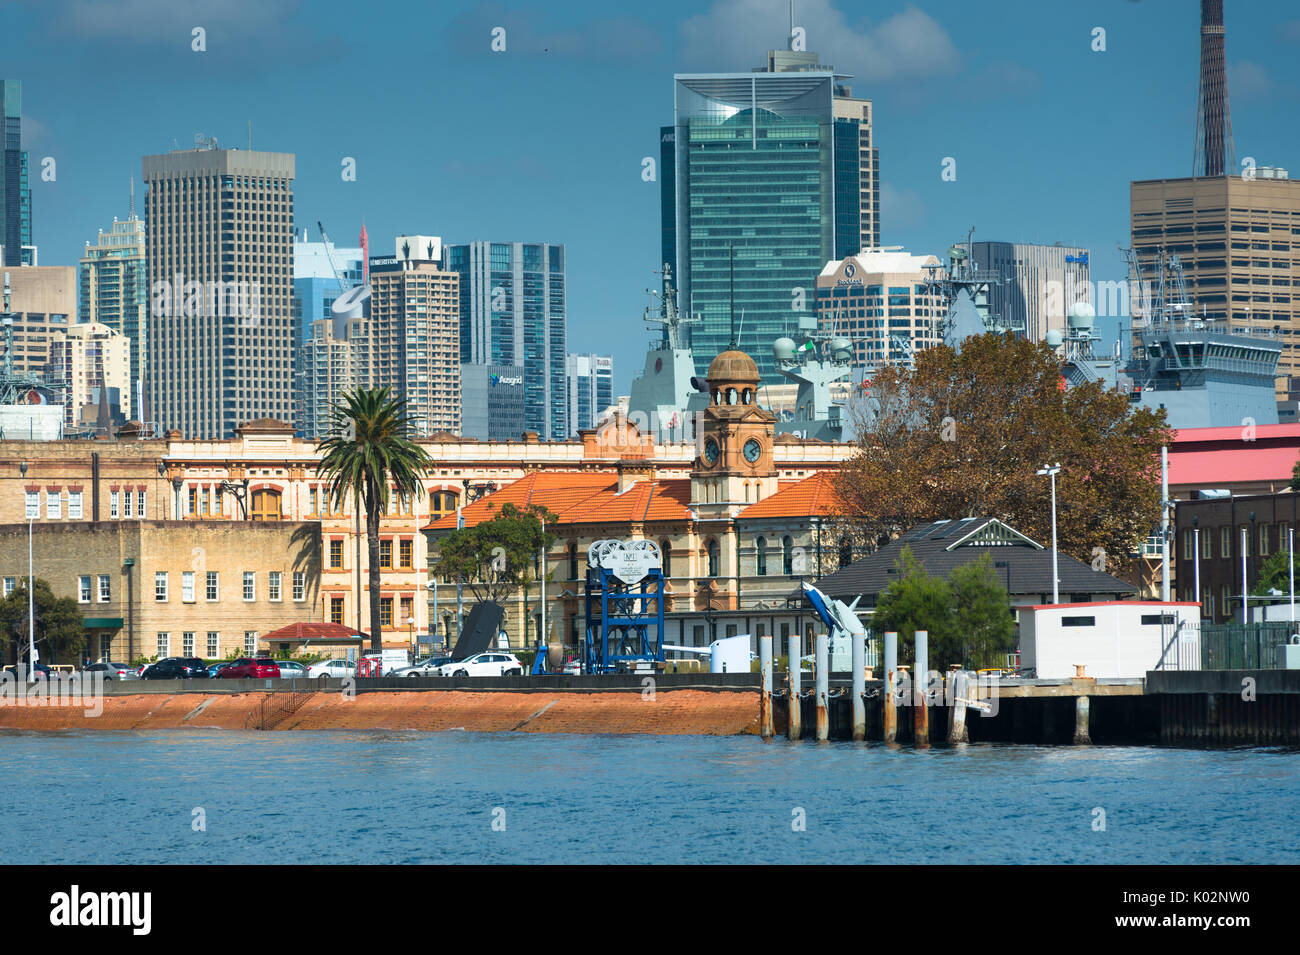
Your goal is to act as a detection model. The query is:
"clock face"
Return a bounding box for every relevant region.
[703,438,720,465]
[743,439,762,464]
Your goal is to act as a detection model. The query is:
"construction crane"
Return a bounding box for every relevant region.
[316,220,352,300]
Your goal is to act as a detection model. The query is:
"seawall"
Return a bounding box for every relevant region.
[0,676,761,736]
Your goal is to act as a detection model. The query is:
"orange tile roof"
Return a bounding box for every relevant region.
[424,471,618,531]
[739,470,843,520]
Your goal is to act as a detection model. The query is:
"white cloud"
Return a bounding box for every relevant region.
[1228,60,1272,101]
[679,0,960,83]
[879,182,925,230]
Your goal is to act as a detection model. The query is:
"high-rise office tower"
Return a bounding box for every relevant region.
[816,250,946,369]
[565,352,613,435]
[1129,1,1300,398]
[368,236,460,436]
[971,242,1091,343]
[662,41,878,378]
[292,228,363,434]
[79,200,147,395]
[143,143,295,438]
[3,266,76,374]
[443,241,567,440]
[0,80,34,267]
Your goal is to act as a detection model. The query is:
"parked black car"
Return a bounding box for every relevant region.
[140,657,210,680]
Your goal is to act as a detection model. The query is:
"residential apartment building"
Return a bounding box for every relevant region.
[1130,173,1300,397]
[46,322,131,429]
[299,317,362,439]
[662,44,878,379]
[79,210,147,392]
[971,241,1091,343]
[367,237,460,436]
[443,240,567,440]
[815,250,946,369]
[143,144,296,438]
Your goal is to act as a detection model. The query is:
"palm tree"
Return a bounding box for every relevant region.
[316,388,431,652]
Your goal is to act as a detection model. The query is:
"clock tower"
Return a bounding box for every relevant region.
[690,347,778,516]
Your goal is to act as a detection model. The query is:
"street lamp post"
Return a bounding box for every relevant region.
[407,615,415,660]
[1036,463,1062,605]
[1192,516,1201,606]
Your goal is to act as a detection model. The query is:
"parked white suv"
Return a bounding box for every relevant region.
[437,652,524,677]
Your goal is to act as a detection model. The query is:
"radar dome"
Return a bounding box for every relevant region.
[1067,301,1096,331]
[829,337,853,360]
[773,337,797,361]
[1045,329,1064,348]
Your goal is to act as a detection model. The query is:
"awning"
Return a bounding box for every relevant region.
[82,617,124,629]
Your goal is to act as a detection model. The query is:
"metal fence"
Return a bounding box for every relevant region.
[1154,620,1299,671]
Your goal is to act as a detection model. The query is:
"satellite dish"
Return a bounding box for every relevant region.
[1045,329,1064,348]
[773,337,796,360]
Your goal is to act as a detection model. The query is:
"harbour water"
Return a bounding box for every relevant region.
[2,730,1296,865]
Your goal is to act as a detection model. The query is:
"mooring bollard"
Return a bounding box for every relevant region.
[1073,695,1091,745]
[759,635,774,739]
[883,630,898,743]
[815,632,829,741]
[914,629,929,748]
[948,669,969,743]
[851,630,866,741]
[788,633,802,741]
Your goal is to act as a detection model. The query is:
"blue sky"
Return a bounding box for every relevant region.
[4,0,1299,392]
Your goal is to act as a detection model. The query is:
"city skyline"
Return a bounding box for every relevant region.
[4,0,1300,393]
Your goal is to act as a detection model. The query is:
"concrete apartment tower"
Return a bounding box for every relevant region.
[1129,0,1300,397]
[79,194,147,398]
[368,235,461,436]
[662,32,878,379]
[47,322,131,430]
[143,141,295,438]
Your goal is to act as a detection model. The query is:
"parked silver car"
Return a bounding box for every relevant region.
[307,659,356,680]
[273,660,311,679]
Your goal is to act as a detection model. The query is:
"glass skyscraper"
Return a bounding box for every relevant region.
[1,80,33,267]
[663,49,877,378]
[443,241,567,440]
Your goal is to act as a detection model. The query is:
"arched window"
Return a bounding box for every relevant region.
[782,535,794,575]
[660,541,672,578]
[756,536,768,576]
[839,538,853,569]
[741,388,752,405]
[726,387,737,405]
[429,490,458,520]
[568,541,578,580]
[707,539,720,578]
[250,489,281,521]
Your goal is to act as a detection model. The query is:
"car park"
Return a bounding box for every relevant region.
[217,658,281,679]
[436,652,525,677]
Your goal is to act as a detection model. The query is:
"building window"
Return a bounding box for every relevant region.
[1221,585,1232,619]
[1280,523,1293,555]
[3,576,14,597]
[329,539,343,569]
[207,632,219,657]
[1221,526,1231,558]
[379,597,393,628]
[182,571,195,602]
[292,571,305,601]
[155,572,168,602]
[707,539,719,578]
[68,491,82,519]
[756,536,768,576]
[243,572,255,601]
[182,632,195,656]
[109,490,119,519]
[251,489,282,521]
[1182,529,1193,560]
[188,486,197,516]
[25,490,39,519]
[268,571,282,601]
[380,539,393,569]
[569,542,578,580]
[399,539,413,569]
[46,491,61,520]
[206,571,219,601]
[123,489,132,518]
[400,596,413,628]
[156,632,170,657]
[98,574,111,602]
[782,535,794,575]
[245,631,257,654]
[137,490,146,517]
[330,597,344,625]
[309,486,319,516]
[838,538,853,569]
[1201,530,1213,559]
[78,575,91,603]
[661,541,672,578]
[1260,524,1270,556]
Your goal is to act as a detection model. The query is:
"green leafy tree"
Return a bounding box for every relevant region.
[1251,546,1300,597]
[432,502,556,607]
[871,547,954,665]
[947,552,1016,669]
[0,578,86,665]
[837,333,1173,567]
[316,387,432,652]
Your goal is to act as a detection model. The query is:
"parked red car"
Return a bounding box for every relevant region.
[217,657,281,679]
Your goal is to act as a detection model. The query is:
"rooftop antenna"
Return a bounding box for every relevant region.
[788,1,795,50]
[128,177,135,219]
[247,120,252,151]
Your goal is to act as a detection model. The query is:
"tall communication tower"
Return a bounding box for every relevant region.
[1193,0,1235,177]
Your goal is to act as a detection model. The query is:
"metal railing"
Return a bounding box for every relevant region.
[1154,620,1299,671]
